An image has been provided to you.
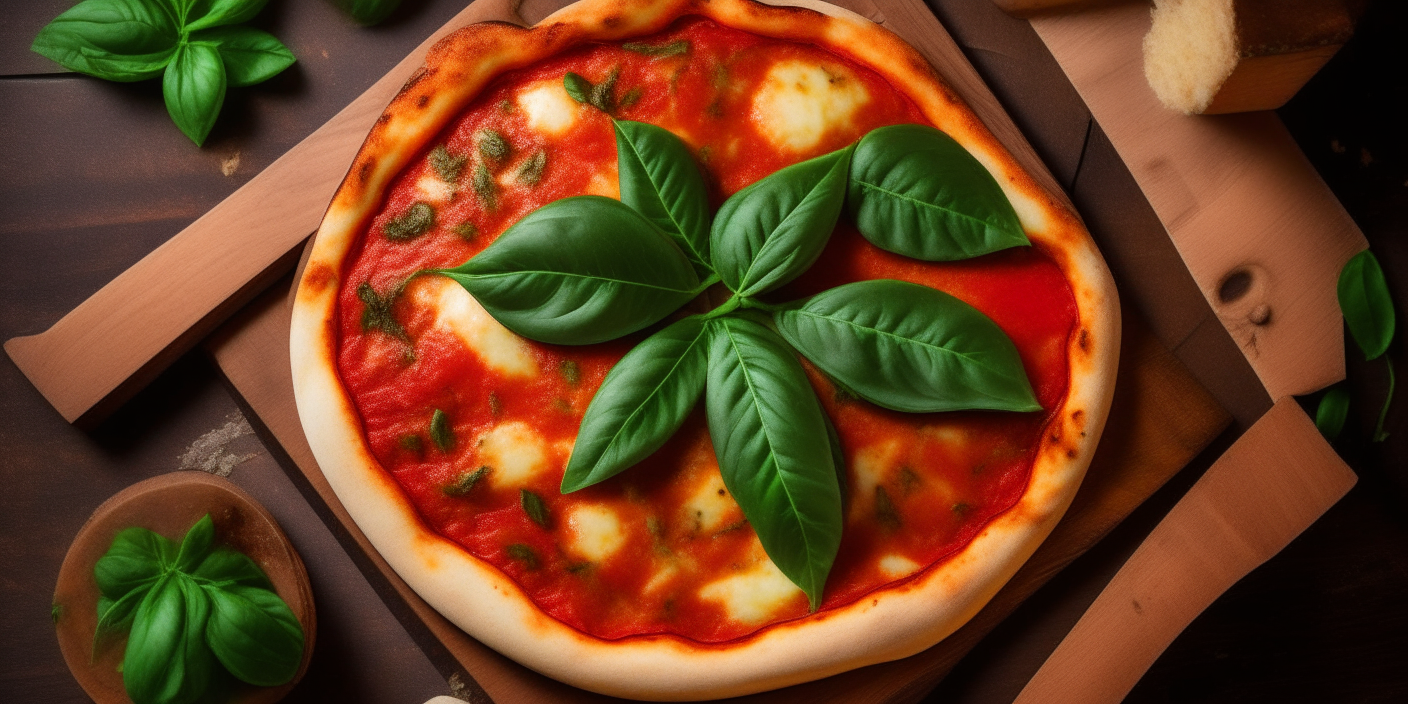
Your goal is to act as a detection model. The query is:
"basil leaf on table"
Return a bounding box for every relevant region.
[562,316,709,492]
[706,316,843,609]
[711,146,851,297]
[435,196,701,345]
[1315,385,1350,442]
[192,548,273,591]
[848,124,1027,261]
[331,0,403,26]
[163,42,227,146]
[183,0,271,33]
[191,26,294,87]
[203,583,304,687]
[775,280,1039,413]
[31,0,180,81]
[174,514,216,574]
[1338,249,1396,361]
[124,574,216,704]
[95,527,175,599]
[613,120,712,274]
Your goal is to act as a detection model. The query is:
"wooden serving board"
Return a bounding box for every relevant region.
[205,0,1231,701]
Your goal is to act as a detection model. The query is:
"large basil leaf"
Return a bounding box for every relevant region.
[848,124,1027,261]
[562,316,709,492]
[204,584,305,687]
[193,548,273,591]
[184,0,270,32]
[123,574,216,704]
[710,146,852,296]
[94,527,175,599]
[774,280,1039,413]
[163,42,227,146]
[31,0,180,81]
[174,514,215,574]
[436,196,701,345]
[613,120,712,274]
[192,26,295,87]
[706,316,842,609]
[1338,249,1396,361]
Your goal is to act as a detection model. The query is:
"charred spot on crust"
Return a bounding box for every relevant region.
[1078,329,1090,351]
[357,160,374,184]
[1066,449,1077,459]
[302,263,338,293]
[417,94,430,108]
[602,14,622,28]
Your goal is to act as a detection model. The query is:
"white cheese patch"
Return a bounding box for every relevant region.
[413,173,454,204]
[479,421,550,488]
[419,278,537,379]
[751,60,870,153]
[565,504,626,563]
[878,554,921,579]
[698,559,802,625]
[584,166,620,199]
[850,439,900,522]
[517,80,580,136]
[681,472,741,534]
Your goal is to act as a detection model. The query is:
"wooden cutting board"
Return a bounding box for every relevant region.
[201,0,1231,701]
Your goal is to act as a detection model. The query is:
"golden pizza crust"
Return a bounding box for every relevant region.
[291,0,1119,698]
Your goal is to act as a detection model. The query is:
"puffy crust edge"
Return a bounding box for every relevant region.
[290,0,1120,699]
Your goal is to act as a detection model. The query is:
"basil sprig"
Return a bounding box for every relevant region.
[431,81,1040,606]
[94,515,304,704]
[1319,250,1397,442]
[32,0,295,146]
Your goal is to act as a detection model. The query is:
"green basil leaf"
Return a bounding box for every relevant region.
[174,514,215,574]
[95,527,174,599]
[1337,249,1396,361]
[562,316,709,492]
[1316,385,1350,442]
[848,124,1027,261]
[435,196,701,345]
[192,548,273,591]
[705,316,842,609]
[710,145,852,296]
[563,72,592,104]
[124,574,216,704]
[163,42,227,146]
[330,0,402,25]
[204,584,304,687]
[191,26,294,87]
[520,489,551,527]
[184,0,270,32]
[774,280,1039,413]
[31,0,179,81]
[94,586,148,656]
[614,120,712,274]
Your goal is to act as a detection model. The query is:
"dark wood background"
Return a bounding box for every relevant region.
[0,1,1403,703]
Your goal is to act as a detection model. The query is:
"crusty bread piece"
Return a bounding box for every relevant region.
[1143,0,1365,114]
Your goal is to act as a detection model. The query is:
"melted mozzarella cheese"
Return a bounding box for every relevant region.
[681,472,740,534]
[565,504,626,563]
[479,421,550,488]
[418,278,537,379]
[413,173,454,203]
[698,558,803,625]
[517,80,580,136]
[751,60,870,152]
[878,554,921,579]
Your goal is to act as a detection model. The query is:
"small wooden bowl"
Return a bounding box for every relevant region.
[53,472,317,704]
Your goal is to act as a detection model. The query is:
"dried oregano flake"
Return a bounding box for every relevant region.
[383,202,435,241]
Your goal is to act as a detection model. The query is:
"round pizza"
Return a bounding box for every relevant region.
[289,0,1119,699]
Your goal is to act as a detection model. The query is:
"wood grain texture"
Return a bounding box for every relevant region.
[1029,3,1367,401]
[989,0,1129,19]
[1012,397,1357,704]
[1,0,522,427]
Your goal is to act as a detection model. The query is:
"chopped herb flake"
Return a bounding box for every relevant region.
[560,360,581,386]
[452,222,479,241]
[517,150,547,186]
[622,39,690,57]
[357,281,408,341]
[619,86,643,109]
[875,486,901,531]
[471,163,498,210]
[589,66,620,112]
[488,392,503,417]
[429,145,466,183]
[506,543,539,569]
[429,409,455,451]
[398,434,424,454]
[521,489,550,527]
[444,467,489,496]
[383,202,436,241]
[478,129,509,161]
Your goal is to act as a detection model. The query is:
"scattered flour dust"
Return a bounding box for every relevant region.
[220,151,241,176]
[179,412,257,476]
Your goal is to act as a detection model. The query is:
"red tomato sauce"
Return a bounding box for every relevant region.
[335,18,1077,643]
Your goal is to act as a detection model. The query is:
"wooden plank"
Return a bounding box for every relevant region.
[1029,3,1367,401]
[1012,397,1357,704]
[2,0,523,427]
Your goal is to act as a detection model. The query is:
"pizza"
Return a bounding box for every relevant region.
[289,0,1119,699]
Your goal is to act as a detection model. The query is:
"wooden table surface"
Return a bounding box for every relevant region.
[1,1,1404,703]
